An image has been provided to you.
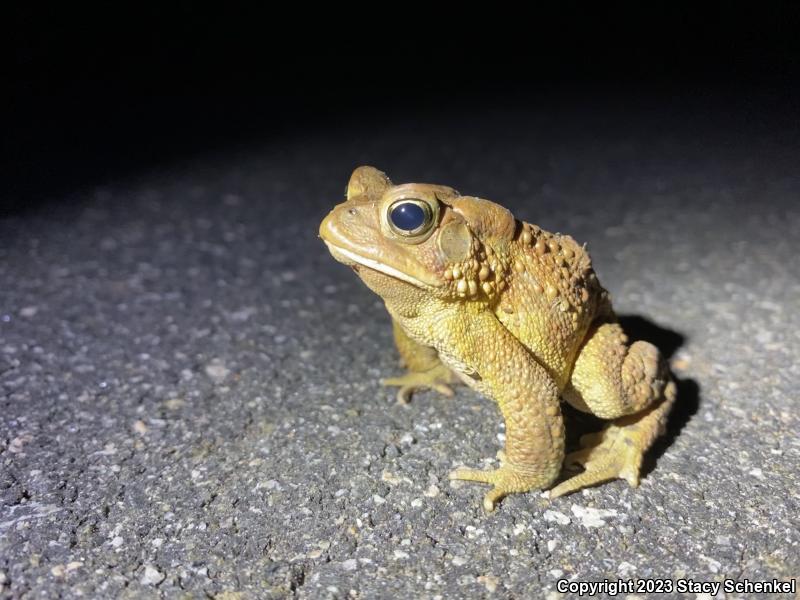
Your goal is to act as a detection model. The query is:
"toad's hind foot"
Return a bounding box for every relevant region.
[381,363,458,404]
[449,460,554,512]
[548,427,642,498]
[549,380,676,499]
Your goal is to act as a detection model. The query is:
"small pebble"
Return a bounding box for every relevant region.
[50,565,65,578]
[543,510,571,525]
[478,574,499,593]
[340,559,358,571]
[204,360,230,382]
[141,565,165,586]
[164,398,185,410]
[399,432,416,445]
[19,306,38,318]
[424,485,440,498]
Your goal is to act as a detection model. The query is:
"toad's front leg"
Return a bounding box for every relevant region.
[443,312,564,511]
[381,318,459,403]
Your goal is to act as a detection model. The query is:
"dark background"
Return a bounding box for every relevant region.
[5,4,800,209]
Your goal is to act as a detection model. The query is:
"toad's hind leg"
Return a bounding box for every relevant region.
[381,319,459,403]
[550,321,676,498]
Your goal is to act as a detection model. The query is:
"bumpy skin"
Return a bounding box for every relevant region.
[319,166,676,511]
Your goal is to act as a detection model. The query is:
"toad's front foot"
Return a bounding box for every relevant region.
[381,363,458,404]
[449,457,552,512]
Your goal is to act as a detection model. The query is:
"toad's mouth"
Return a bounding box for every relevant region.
[323,241,438,288]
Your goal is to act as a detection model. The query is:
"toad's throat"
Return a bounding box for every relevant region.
[323,242,440,288]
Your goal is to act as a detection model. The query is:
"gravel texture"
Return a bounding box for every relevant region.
[1,101,799,598]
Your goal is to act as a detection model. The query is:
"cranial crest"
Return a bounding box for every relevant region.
[449,196,517,242]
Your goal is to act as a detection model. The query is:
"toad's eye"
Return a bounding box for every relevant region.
[388,200,433,236]
[391,203,425,230]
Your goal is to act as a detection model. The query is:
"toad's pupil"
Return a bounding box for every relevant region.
[390,203,426,231]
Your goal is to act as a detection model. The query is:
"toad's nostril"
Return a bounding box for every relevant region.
[348,207,357,216]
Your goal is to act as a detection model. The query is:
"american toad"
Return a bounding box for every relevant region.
[319,166,676,511]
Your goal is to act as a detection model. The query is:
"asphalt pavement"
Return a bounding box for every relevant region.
[1,98,799,598]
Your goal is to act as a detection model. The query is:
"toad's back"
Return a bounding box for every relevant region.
[492,220,608,390]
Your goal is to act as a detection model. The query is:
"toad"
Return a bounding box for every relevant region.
[319,166,676,511]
